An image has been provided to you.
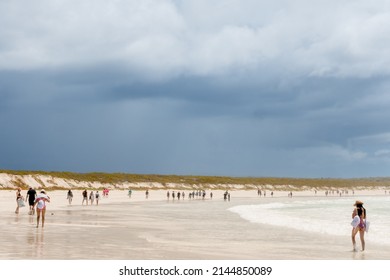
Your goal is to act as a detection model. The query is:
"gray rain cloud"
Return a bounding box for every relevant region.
[1,0,390,178]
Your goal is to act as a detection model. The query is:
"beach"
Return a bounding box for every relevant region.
[1,189,390,260]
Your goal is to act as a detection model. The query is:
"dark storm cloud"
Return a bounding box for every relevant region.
[2,0,390,177]
[2,64,390,177]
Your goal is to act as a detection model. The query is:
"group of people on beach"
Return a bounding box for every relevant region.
[257,188,359,198]
[15,187,50,228]
[14,186,370,252]
[81,189,100,205]
[256,189,277,197]
[165,190,215,200]
[67,189,104,206]
[15,187,107,228]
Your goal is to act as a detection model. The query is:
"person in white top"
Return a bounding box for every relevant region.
[34,189,50,228]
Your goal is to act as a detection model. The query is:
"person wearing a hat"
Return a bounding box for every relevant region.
[34,189,50,228]
[351,200,367,251]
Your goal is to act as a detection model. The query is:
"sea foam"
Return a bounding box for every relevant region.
[229,196,390,245]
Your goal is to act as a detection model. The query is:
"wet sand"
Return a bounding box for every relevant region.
[1,189,390,260]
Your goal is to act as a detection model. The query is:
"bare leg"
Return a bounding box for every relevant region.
[41,209,46,228]
[36,209,41,228]
[351,228,358,251]
[359,230,365,251]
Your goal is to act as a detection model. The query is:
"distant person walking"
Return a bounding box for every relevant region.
[351,200,367,251]
[82,189,88,205]
[67,189,73,205]
[34,190,50,228]
[15,187,24,214]
[223,191,229,201]
[89,191,95,205]
[26,187,37,215]
[95,191,100,205]
[145,189,149,199]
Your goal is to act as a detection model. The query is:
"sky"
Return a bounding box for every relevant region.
[1,0,390,178]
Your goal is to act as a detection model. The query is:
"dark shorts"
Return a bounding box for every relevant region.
[28,199,35,206]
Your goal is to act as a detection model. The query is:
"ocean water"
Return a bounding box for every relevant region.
[229,196,390,246]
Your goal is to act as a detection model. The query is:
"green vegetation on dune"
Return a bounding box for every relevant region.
[1,169,390,189]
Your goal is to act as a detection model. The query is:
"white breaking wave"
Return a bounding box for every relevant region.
[229,196,390,246]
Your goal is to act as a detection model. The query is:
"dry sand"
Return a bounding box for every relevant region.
[1,188,390,260]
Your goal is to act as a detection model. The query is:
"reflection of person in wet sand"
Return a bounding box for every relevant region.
[34,190,50,228]
[351,200,367,251]
[35,231,45,258]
